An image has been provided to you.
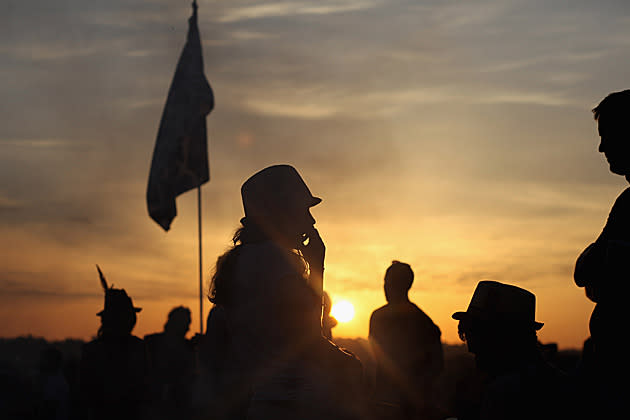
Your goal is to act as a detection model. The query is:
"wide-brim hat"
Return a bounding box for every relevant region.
[452,280,543,330]
[241,164,321,220]
[97,288,142,316]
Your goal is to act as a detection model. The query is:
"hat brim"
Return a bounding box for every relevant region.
[451,311,467,321]
[97,307,142,317]
[452,311,543,330]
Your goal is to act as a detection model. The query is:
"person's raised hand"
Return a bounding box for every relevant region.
[300,227,325,272]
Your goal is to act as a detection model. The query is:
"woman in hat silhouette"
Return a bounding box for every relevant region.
[206,165,362,420]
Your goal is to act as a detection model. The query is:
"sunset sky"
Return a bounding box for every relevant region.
[2,0,629,349]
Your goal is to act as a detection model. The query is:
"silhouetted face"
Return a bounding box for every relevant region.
[384,281,393,302]
[281,202,316,247]
[170,314,191,338]
[383,275,410,303]
[253,200,316,248]
[100,310,137,337]
[598,116,630,176]
[383,279,405,302]
[459,318,502,373]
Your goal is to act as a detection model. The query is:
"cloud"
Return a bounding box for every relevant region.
[243,98,339,119]
[231,84,576,122]
[216,0,381,23]
[476,91,572,107]
[1,139,78,148]
[0,194,21,209]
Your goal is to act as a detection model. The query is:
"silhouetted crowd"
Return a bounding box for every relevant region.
[10,90,630,419]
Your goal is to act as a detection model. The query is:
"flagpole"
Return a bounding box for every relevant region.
[197,185,203,334]
[193,0,202,336]
[148,0,211,333]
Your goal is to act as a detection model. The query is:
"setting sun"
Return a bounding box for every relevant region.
[330,300,355,323]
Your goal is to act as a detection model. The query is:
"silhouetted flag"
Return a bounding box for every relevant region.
[147,3,214,231]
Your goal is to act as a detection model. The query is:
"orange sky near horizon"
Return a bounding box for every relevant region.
[1,0,627,350]
[0,184,598,349]
[0,262,595,350]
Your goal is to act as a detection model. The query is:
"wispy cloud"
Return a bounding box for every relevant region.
[230,30,276,41]
[1,139,78,148]
[477,90,573,107]
[217,0,381,23]
[234,84,575,121]
[243,98,339,119]
[0,195,22,209]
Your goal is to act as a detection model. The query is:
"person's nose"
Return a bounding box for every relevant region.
[599,138,605,153]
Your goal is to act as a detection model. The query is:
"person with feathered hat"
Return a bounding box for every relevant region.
[79,266,146,420]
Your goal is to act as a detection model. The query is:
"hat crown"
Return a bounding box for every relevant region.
[99,288,140,316]
[454,281,542,329]
[241,165,320,218]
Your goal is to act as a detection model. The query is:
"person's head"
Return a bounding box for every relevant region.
[453,281,542,374]
[593,90,630,177]
[384,260,414,303]
[97,288,141,338]
[39,346,63,374]
[164,306,192,338]
[240,165,321,248]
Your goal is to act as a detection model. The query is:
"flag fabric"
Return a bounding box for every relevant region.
[147,3,214,231]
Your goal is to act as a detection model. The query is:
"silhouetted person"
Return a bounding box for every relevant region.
[37,346,69,420]
[322,291,338,340]
[453,281,572,420]
[369,261,443,420]
[207,165,363,420]
[573,89,630,415]
[79,269,146,420]
[196,303,231,419]
[144,306,195,420]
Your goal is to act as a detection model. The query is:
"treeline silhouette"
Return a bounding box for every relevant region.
[0,334,581,420]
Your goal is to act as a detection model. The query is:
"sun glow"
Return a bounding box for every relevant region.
[330,299,355,323]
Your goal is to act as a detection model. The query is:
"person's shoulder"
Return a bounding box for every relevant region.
[129,334,144,345]
[120,335,144,352]
[409,302,441,334]
[81,338,105,361]
[127,336,146,358]
[612,187,630,208]
[82,337,102,351]
[370,304,390,319]
[602,187,630,235]
[369,304,390,329]
[143,332,163,346]
[408,302,432,319]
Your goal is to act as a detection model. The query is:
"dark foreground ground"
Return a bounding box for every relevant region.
[0,335,581,419]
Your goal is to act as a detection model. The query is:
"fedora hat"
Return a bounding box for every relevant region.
[241,164,321,220]
[452,281,543,330]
